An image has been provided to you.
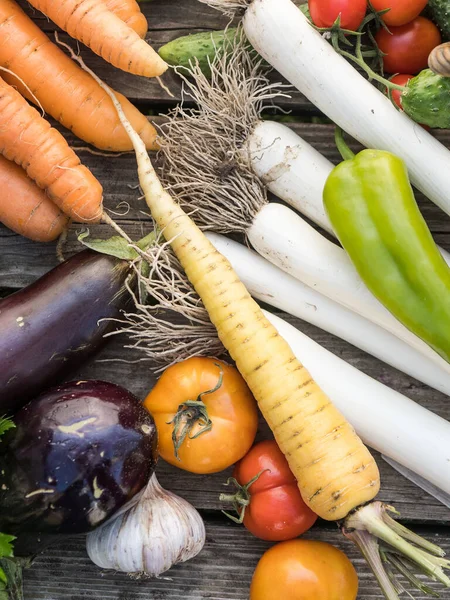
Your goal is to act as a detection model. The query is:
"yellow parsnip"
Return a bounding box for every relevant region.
[149,189,379,520]
[96,75,380,521]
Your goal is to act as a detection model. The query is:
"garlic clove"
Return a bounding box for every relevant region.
[86,474,206,577]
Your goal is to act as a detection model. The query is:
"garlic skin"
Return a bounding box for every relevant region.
[86,474,206,577]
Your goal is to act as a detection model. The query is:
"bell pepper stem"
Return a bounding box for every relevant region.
[334,127,356,161]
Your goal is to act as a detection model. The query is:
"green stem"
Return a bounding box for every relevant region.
[344,530,400,600]
[343,502,450,599]
[136,230,157,252]
[330,35,405,93]
[168,363,224,459]
[219,471,267,524]
[0,558,27,600]
[334,127,355,161]
[385,553,440,597]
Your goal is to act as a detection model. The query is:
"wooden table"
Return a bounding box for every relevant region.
[2,1,450,598]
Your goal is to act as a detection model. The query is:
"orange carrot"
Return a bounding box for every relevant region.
[28,0,167,78]
[0,0,157,151]
[0,76,103,223]
[104,0,148,37]
[0,156,69,242]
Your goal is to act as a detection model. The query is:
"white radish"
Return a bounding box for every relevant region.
[264,310,450,496]
[248,120,334,235]
[247,120,450,264]
[207,232,450,395]
[232,0,450,218]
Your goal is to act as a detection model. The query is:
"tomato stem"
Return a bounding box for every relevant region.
[315,7,406,95]
[330,35,405,92]
[168,363,224,460]
[220,470,267,524]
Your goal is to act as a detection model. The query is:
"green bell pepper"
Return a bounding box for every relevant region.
[323,130,450,364]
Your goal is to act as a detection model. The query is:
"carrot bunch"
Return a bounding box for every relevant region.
[0,0,166,240]
[28,0,168,77]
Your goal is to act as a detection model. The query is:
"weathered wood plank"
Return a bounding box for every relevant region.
[23,523,450,599]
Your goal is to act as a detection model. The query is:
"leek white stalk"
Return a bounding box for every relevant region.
[233,0,450,217]
[248,202,450,374]
[247,120,450,265]
[248,120,335,236]
[86,474,206,576]
[263,310,450,495]
[207,233,450,395]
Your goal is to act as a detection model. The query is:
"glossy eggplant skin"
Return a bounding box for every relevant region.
[0,381,157,537]
[0,250,132,415]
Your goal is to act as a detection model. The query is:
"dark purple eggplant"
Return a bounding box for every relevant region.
[0,250,132,415]
[0,381,157,538]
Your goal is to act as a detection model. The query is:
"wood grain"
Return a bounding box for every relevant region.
[23,524,450,600]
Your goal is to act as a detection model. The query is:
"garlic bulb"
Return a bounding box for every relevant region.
[86,474,206,576]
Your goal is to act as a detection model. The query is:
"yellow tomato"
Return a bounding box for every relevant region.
[250,539,358,600]
[144,357,259,474]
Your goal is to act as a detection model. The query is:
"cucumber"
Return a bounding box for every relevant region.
[158,29,242,78]
[401,69,450,128]
[158,5,309,78]
[427,0,450,41]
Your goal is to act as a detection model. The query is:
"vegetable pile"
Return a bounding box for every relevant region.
[1,1,450,600]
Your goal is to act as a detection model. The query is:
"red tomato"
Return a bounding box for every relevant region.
[375,17,442,74]
[308,0,367,31]
[228,440,317,541]
[370,0,428,27]
[387,73,413,109]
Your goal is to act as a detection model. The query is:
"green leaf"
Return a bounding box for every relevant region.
[78,230,139,261]
[0,534,16,589]
[0,536,15,563]
[0,559,23,600]
[0,419,14,440]
[136,231,156,251]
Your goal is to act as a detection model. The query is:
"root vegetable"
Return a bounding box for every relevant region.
[0,76,103,222]
[0,156,68,241]
[28,0,167,77]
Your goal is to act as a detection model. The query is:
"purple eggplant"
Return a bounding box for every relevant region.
[0,381,157,538]
[0,250,132,415]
